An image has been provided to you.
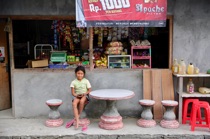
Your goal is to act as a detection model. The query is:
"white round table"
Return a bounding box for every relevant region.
[90,89,135,130]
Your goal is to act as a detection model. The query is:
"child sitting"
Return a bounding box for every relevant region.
[70,66,91,129]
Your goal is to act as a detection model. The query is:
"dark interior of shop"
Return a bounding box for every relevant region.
[12,20,169,69]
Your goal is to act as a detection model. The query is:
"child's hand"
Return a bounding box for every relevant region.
[77,94,84,98]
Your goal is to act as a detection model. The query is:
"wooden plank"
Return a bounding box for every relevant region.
[143,69,152,100]
[0,87,11,110]
[161,69,174,100]
[151,70,163,120]
[0,21,11,110]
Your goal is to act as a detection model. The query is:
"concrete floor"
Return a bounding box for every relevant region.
[0,109,210,139]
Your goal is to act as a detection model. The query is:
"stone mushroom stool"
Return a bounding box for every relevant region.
[160,100,179,129]
[137,99,156,128]
[45,99,63,127]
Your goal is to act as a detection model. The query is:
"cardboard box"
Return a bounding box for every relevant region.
[26,59,48,68]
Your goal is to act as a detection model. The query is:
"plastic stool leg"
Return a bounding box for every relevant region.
[182,100,187,124]
[190,105,198,131]
[190,101,210,131]
[182,99,199,124]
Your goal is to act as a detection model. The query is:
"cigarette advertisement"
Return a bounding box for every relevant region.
[76,0,167,27]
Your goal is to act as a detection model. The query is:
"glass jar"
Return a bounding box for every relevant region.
[172,59,179,74]
[187,79,194,93]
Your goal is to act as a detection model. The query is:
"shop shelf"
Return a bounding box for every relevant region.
[132,65,151,69]
[132,56,151,59]
[131,46,151,69]
[67,61,81,65]
[108,55,131,69]
[181,92,210,97]
[132,46,151,49]
[49,64,68,69]
[109,62,130,64]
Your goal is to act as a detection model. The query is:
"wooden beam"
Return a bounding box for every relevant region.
[88,28,94,71]
[0,15,75,20]
[167,15,173,69]
[8,19,14,70]
[8,18,15,116]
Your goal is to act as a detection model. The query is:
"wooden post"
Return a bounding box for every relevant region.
[89,27,94,71]
[168,15,173,69]
[8,18,14,70]
[8,18,15,116]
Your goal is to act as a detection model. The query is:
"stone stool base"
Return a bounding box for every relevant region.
[99,115,123,130]
[73,118,90,127]
[161,100,179,129]
[160,119,179,129]
[45,99,63,127]
[137,118,156,128]
[45,118,63,127]
[137,99,156,128]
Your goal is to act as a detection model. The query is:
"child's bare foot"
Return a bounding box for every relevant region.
[74,119,80,129]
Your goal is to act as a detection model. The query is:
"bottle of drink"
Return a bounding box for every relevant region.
[187,79,194,93]
[179,60,186,74]
[194,67,200,74]
[172,59,179,74]
[187,63,194,74]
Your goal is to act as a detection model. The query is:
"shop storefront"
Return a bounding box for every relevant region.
[0,0,210,118]
[12,18,171,69]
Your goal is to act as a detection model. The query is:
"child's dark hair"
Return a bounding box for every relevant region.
[75,66,86,74]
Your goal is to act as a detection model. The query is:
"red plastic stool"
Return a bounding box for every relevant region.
[190,101,210,131]
[182,99,201,124]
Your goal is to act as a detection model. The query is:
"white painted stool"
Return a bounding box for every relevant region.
[137,99,156,128]
[160,100,179,129]
[45,99,63,127]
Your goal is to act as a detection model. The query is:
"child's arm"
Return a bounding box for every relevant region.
[85,80,91,95]
[71,87,78,97]
[85,88,91,95]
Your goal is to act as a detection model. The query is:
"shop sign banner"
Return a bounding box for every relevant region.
[76,0,167,27]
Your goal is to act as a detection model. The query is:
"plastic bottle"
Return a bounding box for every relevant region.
[194,67,200,74]
[187,79,194,93]
[187,63,194,74]
[179,60,186,74]
[172,59,179,74]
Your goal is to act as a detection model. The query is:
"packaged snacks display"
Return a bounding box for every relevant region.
[105,41,123,55]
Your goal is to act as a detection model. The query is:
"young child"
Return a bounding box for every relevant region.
[70,66,91,129]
